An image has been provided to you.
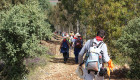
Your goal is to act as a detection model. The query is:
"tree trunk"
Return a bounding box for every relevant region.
[72,24,73,31]
[63,27,64,32]
[77,19,79,33]
[12,0,15,4]
[69,25,70,34]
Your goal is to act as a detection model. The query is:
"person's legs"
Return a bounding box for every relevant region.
[66,52,69,62]
[74,52,78,63]
[74,48,81,64]
[83,69,104,80]
[95,72,104,80]
[75,49,81,63]
[83,69,95,80]
[75,54,78,63]
[63,53,67,63]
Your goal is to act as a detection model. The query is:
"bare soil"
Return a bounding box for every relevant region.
[38,55,82,80]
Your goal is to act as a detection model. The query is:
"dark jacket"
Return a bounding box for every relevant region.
[60,39,69,53]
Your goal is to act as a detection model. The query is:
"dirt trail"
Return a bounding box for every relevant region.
[37,54,82,80]
[31,34,129,80]
[34,34,82,80]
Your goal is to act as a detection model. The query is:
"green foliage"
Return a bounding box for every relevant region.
[0,1,52,80]
[61,0,78,14]
[116,18,140,79]
[38,0,50,10]
[38,0,52,15]
[53,0,139,39]
[0,0,26,11]
[74,0,140,59]
[37,0,55,32]
[51,0,140,67]
[49,0,81,33]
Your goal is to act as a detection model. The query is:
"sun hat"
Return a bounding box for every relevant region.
[75,33,81,37]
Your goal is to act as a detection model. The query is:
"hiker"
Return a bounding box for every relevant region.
[78,30,114,80]
[70,32,74,47]
[70,35,73,47]
[60,36,69,63]
[74,33,83,64]
[66,35,71,45]
[70,31,74,37]
[62,32,65,37]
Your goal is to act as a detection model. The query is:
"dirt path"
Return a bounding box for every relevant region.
[30,34,129,80]
[38,54,82,80]
[31,34,82,80]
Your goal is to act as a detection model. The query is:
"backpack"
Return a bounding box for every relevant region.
[85,39,104,74]
[60,40,69,53]
[75,39,82,48]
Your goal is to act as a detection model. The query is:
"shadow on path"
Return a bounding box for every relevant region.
[50,57,77,65]
[50,57,129,79]
[105,67,129,79]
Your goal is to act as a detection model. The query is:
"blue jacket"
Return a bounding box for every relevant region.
[60,40,69,53]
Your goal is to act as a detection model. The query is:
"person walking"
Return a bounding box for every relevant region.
[74,33,83,64]
[60,36,69,63]
[78,30,114,80]
[70,31,74,47]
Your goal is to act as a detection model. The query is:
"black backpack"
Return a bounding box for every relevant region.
[75,39,82,48]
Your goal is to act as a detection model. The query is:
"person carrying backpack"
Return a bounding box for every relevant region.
[74,33,83,64]
[78,30,114,80]
[60,36,70,63]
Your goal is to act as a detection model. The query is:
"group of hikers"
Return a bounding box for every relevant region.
[60,31,83,64]
[59,30,114,80]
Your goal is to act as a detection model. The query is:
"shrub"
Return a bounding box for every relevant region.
[116,18,140,79]
[0,1,52,80]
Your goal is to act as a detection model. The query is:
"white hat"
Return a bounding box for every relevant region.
[66,34,69,37]
[75,66,84,79]
[75,33,81,37]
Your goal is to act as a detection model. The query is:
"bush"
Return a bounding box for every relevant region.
[0,1,52,80]
[116,18,140,79]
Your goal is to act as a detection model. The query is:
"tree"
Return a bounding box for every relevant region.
[38,0,52,15]
[50,0,139,60]
[0,0,26,11]
[0,1,52,79]
[74,0,140,59]
[116,18,140,79]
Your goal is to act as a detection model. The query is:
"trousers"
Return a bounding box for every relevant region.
[74,48,81,63]
[63,52,69,62]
